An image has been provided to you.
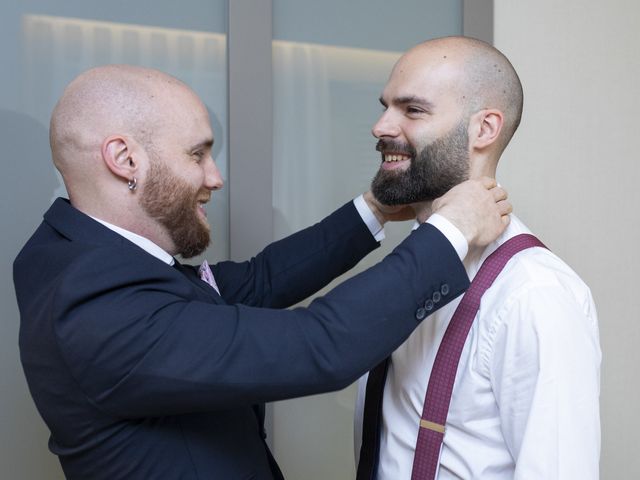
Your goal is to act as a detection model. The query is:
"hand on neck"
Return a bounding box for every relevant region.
[413,200,434,223]
[414,155,499,225]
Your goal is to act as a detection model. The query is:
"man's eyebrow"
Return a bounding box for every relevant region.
[394,95,434,109]
[190,139,214,151]
[379,95,434,110]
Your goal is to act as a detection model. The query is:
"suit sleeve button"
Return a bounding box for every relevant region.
[416,307,427,320]
[424,299,435,311]
[440,284,450,296]
[432,291,441,303]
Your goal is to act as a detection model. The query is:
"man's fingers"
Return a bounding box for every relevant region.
[497,199,512,216]
[491,186,508,202]
[480,176,497,189]
[432,178,513,247]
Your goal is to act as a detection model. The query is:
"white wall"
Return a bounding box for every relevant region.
[494,1,640,477]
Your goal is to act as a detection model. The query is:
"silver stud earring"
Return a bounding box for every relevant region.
[128,177,137,192]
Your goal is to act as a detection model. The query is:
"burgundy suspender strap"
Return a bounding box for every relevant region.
[410,233,546,480]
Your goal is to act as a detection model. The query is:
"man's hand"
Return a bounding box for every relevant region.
[432,177,512,248]
[363,191,415,225]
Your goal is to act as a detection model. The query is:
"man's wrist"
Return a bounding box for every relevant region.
[425,213,468,261]
[354,195,385,242]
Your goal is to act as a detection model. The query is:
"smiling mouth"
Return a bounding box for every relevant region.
[197,198,210,217]
[379,151,412,171]
[383,153,412,163]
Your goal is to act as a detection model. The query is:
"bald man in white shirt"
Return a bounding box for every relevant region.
[355,36,601,479]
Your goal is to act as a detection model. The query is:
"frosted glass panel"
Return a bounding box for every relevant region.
[0,3,226,479]
[273,42,400,232]
[272,2,462,479]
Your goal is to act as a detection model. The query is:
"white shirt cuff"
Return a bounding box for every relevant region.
[424,213,468,261]
[353,195,385,242]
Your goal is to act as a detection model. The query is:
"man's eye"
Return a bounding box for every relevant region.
[193,151,204,161]
[407,107,424,114]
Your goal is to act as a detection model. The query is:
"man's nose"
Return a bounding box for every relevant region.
[372,111,401,139]
[204,157,224,191]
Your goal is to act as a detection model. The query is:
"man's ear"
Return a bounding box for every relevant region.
[469,109,504,151]
[101,135,137,181]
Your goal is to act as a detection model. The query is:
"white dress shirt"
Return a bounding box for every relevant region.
[355,215,601,479]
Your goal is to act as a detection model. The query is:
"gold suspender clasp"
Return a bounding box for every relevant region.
[419,419,446,434]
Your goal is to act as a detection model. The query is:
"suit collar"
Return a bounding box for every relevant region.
[45,198,225,304]
[90,215,174,265]
[44,198,129,247]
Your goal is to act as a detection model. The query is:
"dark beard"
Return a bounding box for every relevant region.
[371,121,470,205]
[140,160,210,258]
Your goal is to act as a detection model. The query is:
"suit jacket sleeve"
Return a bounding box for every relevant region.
[210,200,382,308]
[39,204,469,418]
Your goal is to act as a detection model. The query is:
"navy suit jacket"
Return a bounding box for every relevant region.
[14,198,468,479]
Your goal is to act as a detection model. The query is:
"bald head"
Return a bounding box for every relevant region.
[398,36,523,153]
[50,65,193,178]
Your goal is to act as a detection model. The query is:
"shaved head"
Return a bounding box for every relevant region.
[402,36,523,152]
[50,65,193,179]
[48,65,219,255]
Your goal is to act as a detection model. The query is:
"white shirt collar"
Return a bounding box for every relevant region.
[90,216,175,266]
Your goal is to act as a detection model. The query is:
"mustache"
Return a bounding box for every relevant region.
[375,139,416,156]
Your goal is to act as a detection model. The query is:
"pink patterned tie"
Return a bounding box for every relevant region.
[198,260,220,295]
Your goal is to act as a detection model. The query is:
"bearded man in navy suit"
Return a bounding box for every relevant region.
[14,65,510,479]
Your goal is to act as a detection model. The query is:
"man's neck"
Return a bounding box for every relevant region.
[413,200,434,223]
[71,196,178,256]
